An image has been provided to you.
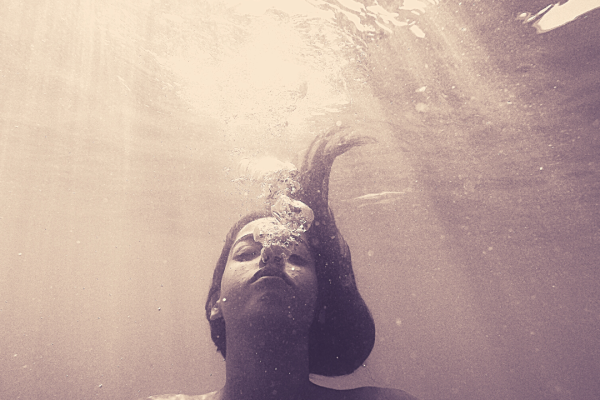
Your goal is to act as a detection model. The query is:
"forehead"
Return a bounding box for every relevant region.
[235,217,277,241]
[234,217,310,247]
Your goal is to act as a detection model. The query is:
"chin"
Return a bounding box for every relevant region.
[243,299,314,327]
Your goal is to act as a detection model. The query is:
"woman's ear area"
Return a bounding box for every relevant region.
[209,291,223,321]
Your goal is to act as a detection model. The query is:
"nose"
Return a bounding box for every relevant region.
[260,245,287,268]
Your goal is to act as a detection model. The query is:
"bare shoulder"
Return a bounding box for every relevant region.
[340,386,419,400]
[313,385,417,400]
[142,391,218,400]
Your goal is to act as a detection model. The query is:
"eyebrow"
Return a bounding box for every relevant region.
[232,233,256,248]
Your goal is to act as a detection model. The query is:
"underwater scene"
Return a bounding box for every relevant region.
[1,1,599,399]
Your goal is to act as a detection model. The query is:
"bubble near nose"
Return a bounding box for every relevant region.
[260,246,288,266]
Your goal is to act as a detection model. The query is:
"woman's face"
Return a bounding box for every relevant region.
[213,217,318,329]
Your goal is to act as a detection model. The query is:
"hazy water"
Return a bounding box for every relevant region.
[1,1,599,399]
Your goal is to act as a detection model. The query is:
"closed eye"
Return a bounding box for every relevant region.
[288,254,308,266]
[233,248,261,262]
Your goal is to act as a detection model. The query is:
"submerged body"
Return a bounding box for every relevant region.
[141,127,418,400]
[141,217,417,400]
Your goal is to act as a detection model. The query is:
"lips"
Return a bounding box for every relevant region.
[250,267,293,286]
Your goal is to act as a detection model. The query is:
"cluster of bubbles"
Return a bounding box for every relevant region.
[238,157,315,260]
[259,167,302,205]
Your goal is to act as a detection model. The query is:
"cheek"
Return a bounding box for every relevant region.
[287,264,314,281]
[217,279,246,320]
[296,273,319,322]
[219,265,252,302]
[289,267,318,303]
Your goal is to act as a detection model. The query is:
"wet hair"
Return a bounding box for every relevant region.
[205,211,376,377]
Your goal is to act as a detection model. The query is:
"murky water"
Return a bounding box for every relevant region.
[1,1,599,399]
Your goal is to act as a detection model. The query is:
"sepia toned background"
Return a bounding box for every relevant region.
[1,1,599,399]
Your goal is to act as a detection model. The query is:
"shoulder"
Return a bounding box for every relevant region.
[314,385,418,400]
[338,386,419,400]
[142,391,218,400]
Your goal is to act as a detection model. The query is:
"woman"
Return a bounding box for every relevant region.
[144,126,418,400]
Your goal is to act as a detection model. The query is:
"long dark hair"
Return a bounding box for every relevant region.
[204,211,376,377]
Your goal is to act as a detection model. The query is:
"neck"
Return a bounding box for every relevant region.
[218,317,316,400]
